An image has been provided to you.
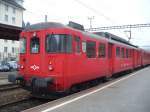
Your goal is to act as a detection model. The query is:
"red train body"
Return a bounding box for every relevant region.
[8,22,150,97]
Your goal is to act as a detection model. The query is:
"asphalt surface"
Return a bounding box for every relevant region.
[24,67,150,112]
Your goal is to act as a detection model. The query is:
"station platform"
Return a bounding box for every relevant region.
[23,67,150,112]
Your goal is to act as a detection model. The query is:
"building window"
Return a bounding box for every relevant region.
[116,47,120,57]
[4,39,8,43]
[4,47,8,53]
[12,47,15,53]
[12,17,16,24]
[5,15,8,22]
[5,4,9,11]
[13,8,16,14]
[74,37,81,53]
[12,40,15,43]
[0,53,1,60]
[86,41,96,58]
[98,43,106,58]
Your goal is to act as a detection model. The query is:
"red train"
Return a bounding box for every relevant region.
[8,22,150,97]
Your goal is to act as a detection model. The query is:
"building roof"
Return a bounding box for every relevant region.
[0,23,22,40]
[2,0,25,10]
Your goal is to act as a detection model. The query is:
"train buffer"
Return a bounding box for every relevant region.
[23,66,150,112]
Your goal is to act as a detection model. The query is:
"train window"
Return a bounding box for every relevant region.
[116,47,120,57]
[86,41,96,58]
[82,41,86,53]
[129,49,132,58]
[126,49,129,58]
[121,48,125,58]
[20,38,26,54]
[30,37,40,53]
[74,37,81,53]
[46,34,72,53]
[98,43,105,58]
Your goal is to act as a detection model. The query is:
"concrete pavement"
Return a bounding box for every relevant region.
[24,67,150,112]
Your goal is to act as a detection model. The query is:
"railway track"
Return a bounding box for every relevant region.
[0,84,50,112]
[0,83,20,92]
[0,97,50,112]
[0,83,31,108]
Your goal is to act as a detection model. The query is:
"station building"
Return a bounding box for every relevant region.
[0,0,24,61]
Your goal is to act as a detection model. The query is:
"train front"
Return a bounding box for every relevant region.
[8,22,72,97]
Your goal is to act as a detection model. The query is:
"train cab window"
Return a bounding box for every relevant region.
[46,34,72,53]
[86,41,96,58]
[121,48,125,58]
[74,37,81,53]
[30,37,40,53]
[116,47,120,57]
[20,38,26,54]
[98,43,106,58]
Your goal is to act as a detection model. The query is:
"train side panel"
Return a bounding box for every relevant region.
[63,32,110,90]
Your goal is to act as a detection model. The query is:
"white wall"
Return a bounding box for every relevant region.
[0,0,23,27]
[0,39,20,61]
[0,0,24,61]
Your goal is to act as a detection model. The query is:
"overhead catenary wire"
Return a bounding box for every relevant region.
[72,0,117,24]
[72,0,130,40]
[24,0,130,40]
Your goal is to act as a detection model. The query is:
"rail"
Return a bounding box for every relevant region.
[0,83,20,92]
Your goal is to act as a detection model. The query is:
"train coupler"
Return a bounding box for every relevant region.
[31,77,53,88]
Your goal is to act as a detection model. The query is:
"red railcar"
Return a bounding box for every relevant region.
[8,22,150,97]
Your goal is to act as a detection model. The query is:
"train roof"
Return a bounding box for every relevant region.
[24,21,85,32]
[24,22,138,48]
[24,22,68,31]
[95,32,138,48]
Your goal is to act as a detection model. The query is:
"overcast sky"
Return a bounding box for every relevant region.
[23,0,150,47]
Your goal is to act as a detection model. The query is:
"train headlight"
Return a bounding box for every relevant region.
[48,65,53,71]
[20,65,24,69]
[33,32,36,37]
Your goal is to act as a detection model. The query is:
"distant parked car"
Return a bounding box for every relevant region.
[6,61,18,71]
[0,64,10,72]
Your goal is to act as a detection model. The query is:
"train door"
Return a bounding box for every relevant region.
[25,32,45,76]
[108,43,114,76]
[132,49,135,68]
[133,49,137,68]
[140,51,143,66]
[65,34,82,86]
